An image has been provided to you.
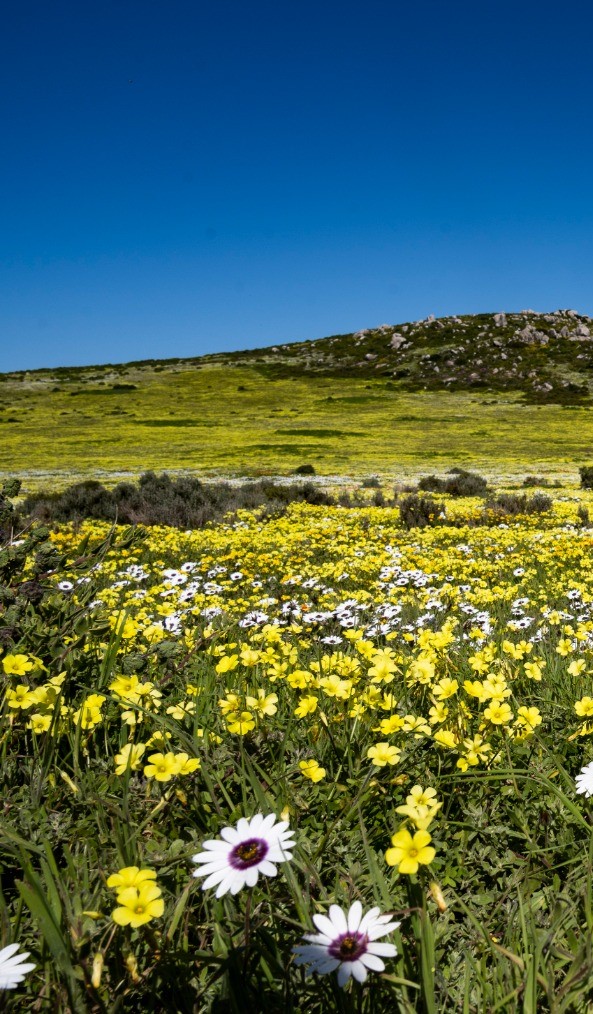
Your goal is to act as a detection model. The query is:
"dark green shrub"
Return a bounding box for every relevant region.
[579,466,593,489]
[522,475,549,488]
[418,468,488,497]
[577,505,590,527]
[484,493,552,516]
[294,464,316,475]
[23,473,337,530]
[399,494,444,529]
[361,476,381,488]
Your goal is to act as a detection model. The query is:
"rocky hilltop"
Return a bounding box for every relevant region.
[221,309,593,404]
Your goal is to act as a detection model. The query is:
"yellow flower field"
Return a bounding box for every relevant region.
[3,487,593,1008]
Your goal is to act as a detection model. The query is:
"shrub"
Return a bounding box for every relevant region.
[418,468,488,497]
[484,493,553,516]
[522,475,550,488]
[361,476,381,488]
[294,464,316,475]
[23,473,337,530]
[399,494,444,529]
[580,466,593,489]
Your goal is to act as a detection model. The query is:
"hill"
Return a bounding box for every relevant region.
[2,310,593,486]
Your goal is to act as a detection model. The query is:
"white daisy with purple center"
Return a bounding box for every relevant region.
[576,760,593,797]
[293,901,400,988]
[0,943,36,990]
[191,814,295,897]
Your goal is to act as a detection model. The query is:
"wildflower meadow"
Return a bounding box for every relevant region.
[4,477,593,1010]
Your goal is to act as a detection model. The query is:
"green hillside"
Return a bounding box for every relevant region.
[2,309,593,487]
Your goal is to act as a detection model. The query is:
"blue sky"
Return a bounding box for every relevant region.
[2,0,593,371]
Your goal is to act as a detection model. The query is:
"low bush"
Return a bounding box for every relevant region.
[398,494,444,528]
[484,492,553,516]
[418,468,488,497]
[522,475,550,488]
[23,473,336,529]
[580,466,593,489]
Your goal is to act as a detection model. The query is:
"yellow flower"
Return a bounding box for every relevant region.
[239,647,260,666]
[502,640,525,660]
[145,730,172,749]
[172,753,201,775]
[287,670,312,689]
[107,867,157,893]
[294,695,318,718]
[375,714,405,735]
[367,742,401,767]
[218,693,241,715]
[215,655,239,674]
[319,674,352,699]
[2,654,34,676]
[575,697,593,718]
[143,752,180,781]
[111,883,164,927]
[166,700,196,720]
[368,654,398,684]
[433,677,458,700]
[114,742,146,776]
[27,713,52,733]
[524,661,543,681]
[483,701,513,725]
[515,705,542,732]
[226,711,256,735]
[556,638,574,657]
[299,759,326,782]
[433,729,457,748]
[463,680,489,702]
[406,785,440,808]
[458,735,492,767]
[407,658,435,685]
[246,690,278,716]
[109,675,140,700]
[395,802,438,831]
[402,715,431,737]
[5,685,36,709]
[385,829,436,873]
[568,659,587,677]
[428,703,448,725]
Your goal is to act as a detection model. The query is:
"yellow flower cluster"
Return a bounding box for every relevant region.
[107,867,164,928]
[4,497,593,841]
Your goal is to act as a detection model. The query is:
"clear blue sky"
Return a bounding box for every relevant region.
[2,0,593,371]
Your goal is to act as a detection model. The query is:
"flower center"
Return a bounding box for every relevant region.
[230,837,269,869]
[328,932,367,962]
[408,848,419,858]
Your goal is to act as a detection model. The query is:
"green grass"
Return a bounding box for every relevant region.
[3,309,593,489]
[3,364,593,490]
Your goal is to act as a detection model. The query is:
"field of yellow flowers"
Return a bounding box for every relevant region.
[3,483,593,1010]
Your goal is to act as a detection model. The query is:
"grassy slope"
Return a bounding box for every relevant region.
[2,310,593,486]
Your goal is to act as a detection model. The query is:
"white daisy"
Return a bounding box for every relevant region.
[576,761,593,798]
[191,814,295,897]
[0,943,35,990]
[293,901,400,988]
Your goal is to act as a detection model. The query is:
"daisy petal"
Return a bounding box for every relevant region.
[350,960,368,983]
[360,953,385,972]
[347,900,363,932]
[328,905,348,934]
